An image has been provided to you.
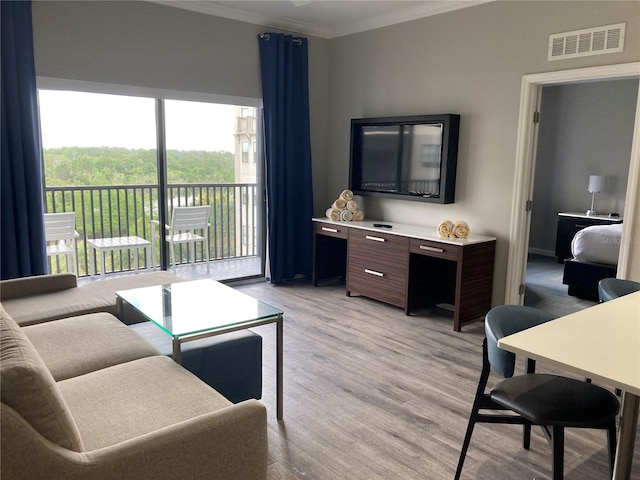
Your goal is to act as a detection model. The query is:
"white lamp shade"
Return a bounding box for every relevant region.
[588,175,602,193]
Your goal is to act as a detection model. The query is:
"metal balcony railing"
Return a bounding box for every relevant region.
[44,183,260,277]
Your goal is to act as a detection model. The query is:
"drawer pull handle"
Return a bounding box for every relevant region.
[419,245,444,253]
[364,269,384,277]
[321,227,338,233]
[365,235,386,242]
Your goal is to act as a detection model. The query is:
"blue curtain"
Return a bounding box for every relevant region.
[1,0,47,279]
[258,33,314,284]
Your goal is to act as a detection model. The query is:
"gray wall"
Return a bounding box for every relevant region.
[325,1,640,302]
[530,79,639,255]
[31,0,331,214]
[31,0,640,303]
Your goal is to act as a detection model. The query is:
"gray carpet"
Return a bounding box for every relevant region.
[524,253,597,317]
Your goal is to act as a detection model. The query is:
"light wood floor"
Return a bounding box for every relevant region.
[236,278,640,480]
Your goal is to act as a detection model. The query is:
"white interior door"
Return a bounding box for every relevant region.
[506,62,640,305]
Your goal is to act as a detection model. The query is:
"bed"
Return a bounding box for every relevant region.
[562,223,622,300]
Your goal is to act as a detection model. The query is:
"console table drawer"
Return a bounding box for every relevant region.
[347,249,407,277]
[347,257,406,307]
[315,222,349,239]
[409,238,460,261]
[349,229,408,262]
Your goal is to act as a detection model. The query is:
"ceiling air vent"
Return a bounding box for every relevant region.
[548,23,625,61]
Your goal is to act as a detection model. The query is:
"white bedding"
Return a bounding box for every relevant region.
[571,223,622,266]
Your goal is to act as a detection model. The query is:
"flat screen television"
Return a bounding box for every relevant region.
[349,114,460,204]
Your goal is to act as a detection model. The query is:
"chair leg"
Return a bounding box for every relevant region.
[607,420,617,477]
[552,426,564,480]
[454,412,477,480]
[170,242,176,273]
[523,423,531,450]
[190,241,196,265]
[66,252,74,274]
[205,236,210,273]
[455,339,491,480]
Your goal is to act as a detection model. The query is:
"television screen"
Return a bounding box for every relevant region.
[349,114,459,204]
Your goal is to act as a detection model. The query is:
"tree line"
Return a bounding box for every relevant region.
[43,146,235,186]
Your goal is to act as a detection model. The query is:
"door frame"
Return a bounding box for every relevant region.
[505,62,640,305]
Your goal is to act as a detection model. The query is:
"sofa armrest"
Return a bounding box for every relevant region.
[2,399,268,480]
[0,274,78,301]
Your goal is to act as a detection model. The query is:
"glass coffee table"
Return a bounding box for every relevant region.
[116,279,284,419]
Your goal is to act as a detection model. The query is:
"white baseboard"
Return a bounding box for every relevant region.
[528,248,555,257]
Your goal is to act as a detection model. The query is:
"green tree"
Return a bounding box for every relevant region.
[43,147,235,186]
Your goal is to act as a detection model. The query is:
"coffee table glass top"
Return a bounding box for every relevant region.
[116,279,283,338]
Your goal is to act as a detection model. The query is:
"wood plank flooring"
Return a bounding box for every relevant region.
[236,278,640,480]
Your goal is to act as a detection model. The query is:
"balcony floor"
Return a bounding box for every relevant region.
[78,256,263,286]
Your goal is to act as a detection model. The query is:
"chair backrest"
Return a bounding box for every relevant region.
[169,206,210,231]
[485,305,556,378]
[598,278,640,302]
[43,213,76,242]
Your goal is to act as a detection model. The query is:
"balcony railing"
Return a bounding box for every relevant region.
[44,183,260,277]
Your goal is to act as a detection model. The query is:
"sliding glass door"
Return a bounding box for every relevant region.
[38,89,264,279]
[163,99,262,277]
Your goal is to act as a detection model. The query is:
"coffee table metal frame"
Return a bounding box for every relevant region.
[115,279,284,420]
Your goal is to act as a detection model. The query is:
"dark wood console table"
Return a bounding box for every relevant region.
[312,218,496,332]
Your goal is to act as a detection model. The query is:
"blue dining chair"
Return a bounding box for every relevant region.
[455,305,619,480]
[598,278,640,303]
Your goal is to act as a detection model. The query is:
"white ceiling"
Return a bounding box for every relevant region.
[151,0,492,39]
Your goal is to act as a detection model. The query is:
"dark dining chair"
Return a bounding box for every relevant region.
[598,278,640,303]
[454,305,619,480]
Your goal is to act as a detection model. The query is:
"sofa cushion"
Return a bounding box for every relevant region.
[2,271,182,326]
[0,307,84,451]
[23,313,161,381]
[0,273,77,301]
[58,355,232,451]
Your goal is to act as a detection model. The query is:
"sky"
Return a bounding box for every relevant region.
[38,90,237,152]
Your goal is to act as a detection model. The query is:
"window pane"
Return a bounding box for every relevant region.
[164,100,261,275]
[38,90,158,276]
[242,140,250,163]
[38,90,157,186]
[164,100,236,185]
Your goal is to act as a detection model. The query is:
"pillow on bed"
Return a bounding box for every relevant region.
[571,223,622,266]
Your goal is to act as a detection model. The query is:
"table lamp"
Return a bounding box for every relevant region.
[586,175,602,216]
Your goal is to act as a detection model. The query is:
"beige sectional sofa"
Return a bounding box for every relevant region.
[0,271,182,326]
[0,273,268,479]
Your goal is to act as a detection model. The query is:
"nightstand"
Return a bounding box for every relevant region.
[555,212,623,263]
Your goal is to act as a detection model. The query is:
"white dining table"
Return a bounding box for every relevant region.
[498,291,640,480]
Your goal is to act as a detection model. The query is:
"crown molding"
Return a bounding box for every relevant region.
[329,1,491,38]
[148,1,493,39]
[150,1,330,37]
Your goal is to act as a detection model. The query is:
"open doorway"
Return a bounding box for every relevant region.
[524,78,638,316]
[505,62,640,307]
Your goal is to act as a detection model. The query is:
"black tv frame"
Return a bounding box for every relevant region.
[349,114,460,204]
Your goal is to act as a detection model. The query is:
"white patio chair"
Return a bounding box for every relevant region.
[152,205,211,273]
[44,212,79,274]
